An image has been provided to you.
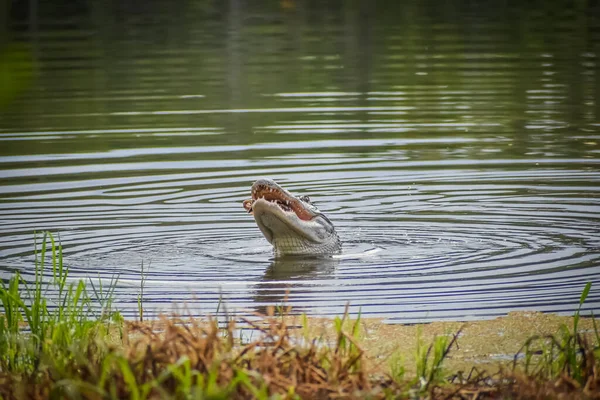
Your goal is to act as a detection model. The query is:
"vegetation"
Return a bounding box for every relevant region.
[0,233,598,399]
[508,282,600,398]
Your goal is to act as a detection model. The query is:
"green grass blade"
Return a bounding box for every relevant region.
[579,282,592,307]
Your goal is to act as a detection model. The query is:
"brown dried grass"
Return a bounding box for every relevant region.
[0,310,598,400]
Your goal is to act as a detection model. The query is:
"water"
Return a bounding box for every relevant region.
[1,1,599,323]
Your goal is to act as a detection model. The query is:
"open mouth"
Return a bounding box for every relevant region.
[243,197,293,213]
[243,183,313,221]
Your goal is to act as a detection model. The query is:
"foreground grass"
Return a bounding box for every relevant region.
[0,233,599,399]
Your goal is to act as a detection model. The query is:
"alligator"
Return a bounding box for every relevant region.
[243,178,341,256]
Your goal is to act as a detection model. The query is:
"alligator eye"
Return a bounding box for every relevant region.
[299,195,311,204]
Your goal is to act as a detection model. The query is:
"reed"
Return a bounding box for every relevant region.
[0,232,121,376]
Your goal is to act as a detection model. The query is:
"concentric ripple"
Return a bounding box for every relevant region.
[1,153,598,322]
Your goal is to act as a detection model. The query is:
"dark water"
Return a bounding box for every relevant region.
[1,1,599,323]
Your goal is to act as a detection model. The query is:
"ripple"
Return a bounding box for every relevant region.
[1,151,598,322]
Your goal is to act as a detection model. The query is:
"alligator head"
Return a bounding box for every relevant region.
[243,178,341,257]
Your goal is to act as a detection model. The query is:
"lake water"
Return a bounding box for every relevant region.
[1,1,599,323]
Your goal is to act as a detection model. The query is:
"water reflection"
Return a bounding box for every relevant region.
[253,257,340,314]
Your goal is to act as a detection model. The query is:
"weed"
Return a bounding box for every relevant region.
[408,327,461,395]
[137,260,149,322]
[507,282,599,398]
[0,232,119,375]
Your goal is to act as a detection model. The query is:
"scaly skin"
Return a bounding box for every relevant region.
[243,178,341,257]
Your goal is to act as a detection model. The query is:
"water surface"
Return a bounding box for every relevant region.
[1,0,599,322]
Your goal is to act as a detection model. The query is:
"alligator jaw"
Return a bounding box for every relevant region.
[252,197,320,243]
[243,178,341,256]
[244,179,318,221]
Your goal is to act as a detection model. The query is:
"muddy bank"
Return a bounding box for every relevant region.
[290,311,598,374]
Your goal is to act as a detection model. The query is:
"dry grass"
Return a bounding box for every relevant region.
[1,307,598,400]
[0,309,386,399]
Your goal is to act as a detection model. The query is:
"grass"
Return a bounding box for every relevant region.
[0,232,121,375]
[0,232,598,399]
[508,281,600,397]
